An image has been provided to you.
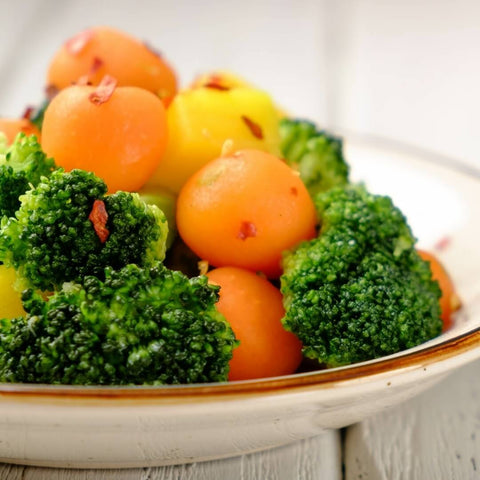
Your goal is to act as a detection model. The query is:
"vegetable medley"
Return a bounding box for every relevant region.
[0,26,460,385]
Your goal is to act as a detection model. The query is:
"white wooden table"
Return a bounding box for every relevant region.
[1,358,478,480]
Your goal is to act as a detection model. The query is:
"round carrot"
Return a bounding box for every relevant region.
[41,79,168,192]
[0,118,41,144]
[176,149,317,278]
[207,266,303,381]
[418,249,461,331]
[46,26,177,105]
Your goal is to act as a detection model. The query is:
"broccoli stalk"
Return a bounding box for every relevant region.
[0,169,168,291]
[280,118,349,197]
[0,263,237,385]
[281,184,442,367]
[0,132,56,218]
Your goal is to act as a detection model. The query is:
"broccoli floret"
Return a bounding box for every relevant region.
[101,191,168,268]
[0,132,56,218]
[0,169,168,291]
[281,184,442,367]
[0,263,237,385]
[280,118,349,196]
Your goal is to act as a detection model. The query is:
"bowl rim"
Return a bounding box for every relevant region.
[0,324,478,399]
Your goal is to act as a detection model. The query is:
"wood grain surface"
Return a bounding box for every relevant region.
[345,358,480,480]
[0,430,341,480]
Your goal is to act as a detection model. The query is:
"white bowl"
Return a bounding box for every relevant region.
[1,135,479,469]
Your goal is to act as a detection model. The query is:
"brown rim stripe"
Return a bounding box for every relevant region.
[0,327,478,400]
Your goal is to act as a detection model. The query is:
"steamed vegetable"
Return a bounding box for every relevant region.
[0,25,458,387]
[47,26,177,104]
[0,169,168,291]
[207,266,302,381]
[281,184,442,367]
[0,132,56,218]
[0,265,25,319]
[280,118,349,197]
[0,263,236,385]
[177,148,317,278]
[0,118,41,145]
[41,78,168,192]
[418,249,461,331]
[146,86,282,193]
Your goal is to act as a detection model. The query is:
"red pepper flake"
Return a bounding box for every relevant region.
[65,29,94,55]
[290,186,298,196]
[88,75,118,105]
[204,82,230,91]
[241,115,263,139]
[90,56,104,75]
[21,106,34,120]
[45,84,59,100]
[76,57,102,87]
[237,221,257,240]
[89,199,110,243]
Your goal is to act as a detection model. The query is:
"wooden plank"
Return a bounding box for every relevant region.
[344,358,480,479]
[0,429,341,480]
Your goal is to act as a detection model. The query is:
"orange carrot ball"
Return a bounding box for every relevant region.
[207,266,303,381]
[0,118,41,144]
[418,249,461,332]
[47,26,177,104]
[177,149,317,278]
[41,81,168,192]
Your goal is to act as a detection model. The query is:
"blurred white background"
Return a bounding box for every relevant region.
[0,0,478,167]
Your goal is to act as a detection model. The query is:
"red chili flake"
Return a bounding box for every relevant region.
[21,106,34,120]
[65,29,94,55]
[88,199,110,243]
[204,74,229,91]
[45,84,59,100]
[88,75,118,105]
[90,56,104,75]
[76,56,103,86]
[237,221,257,240]
[241,115,263,139]
[290,186,298,196]
[204,82,230,91]
[434,236,452,251]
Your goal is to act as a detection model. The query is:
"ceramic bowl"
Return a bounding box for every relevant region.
[1,136,479,468]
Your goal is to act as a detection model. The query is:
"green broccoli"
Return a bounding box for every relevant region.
[0,169,168,291]
[0,132,56,218]
[0,263,237,385]
[280,118,349,196]
[281,184,442,367]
